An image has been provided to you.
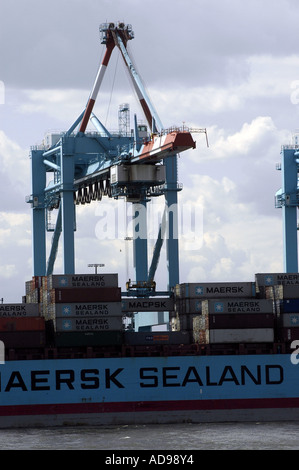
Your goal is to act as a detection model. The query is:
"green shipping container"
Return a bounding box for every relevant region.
[54,330,124,347]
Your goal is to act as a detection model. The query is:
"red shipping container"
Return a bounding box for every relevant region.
[278,327,299,342]
[208,313,275,329]
[0,331,46,348]
[50,287,121,303]
[0,317,45,332]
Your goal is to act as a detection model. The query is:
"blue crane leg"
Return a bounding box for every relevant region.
[164,154,179,289]
[60,145,75,274]
[132,201,148,282]
[31,150,46,276]
[281,148,298,272]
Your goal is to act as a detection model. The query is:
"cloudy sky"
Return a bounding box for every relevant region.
[1,0,299,302]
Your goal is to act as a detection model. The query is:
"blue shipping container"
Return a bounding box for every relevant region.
[280,299,299,313]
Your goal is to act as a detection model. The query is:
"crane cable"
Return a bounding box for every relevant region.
[105,49,120,127]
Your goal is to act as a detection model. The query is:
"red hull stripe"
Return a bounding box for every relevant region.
[1,398,299,417]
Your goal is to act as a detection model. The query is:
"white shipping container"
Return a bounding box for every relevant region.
[51,302,122,317]
[55,316,123,332]
[0,303,40,317]
[47,273,118,289]
[209,328,274,344]
[176,282,255,298]
[202,298,274,314]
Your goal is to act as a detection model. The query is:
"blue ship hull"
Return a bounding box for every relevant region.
[1,353,299,427]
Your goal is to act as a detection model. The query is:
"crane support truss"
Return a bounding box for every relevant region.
[27,22,199,292]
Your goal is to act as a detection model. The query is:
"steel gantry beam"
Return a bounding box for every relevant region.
[27,22,198,293]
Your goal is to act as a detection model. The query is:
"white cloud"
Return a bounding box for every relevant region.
[0,211,31,301]
[0,130,31,207]
[0,130,26,172]
[244,54,299,98]
[206,116,277,159]
[18,89,86,125]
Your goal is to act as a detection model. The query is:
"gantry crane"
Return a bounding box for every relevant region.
[26,22,203,292]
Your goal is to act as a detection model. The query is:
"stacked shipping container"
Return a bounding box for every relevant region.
[45,274,123,346]
[255,273,299,344]
[172,281,275,344]
[0,302,46,348]
[202,298,275,344]
[6,272,299,351]
[24,273,124,347]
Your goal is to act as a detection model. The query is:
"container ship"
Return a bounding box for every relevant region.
[1,272,299,428]
[3,21,299,428]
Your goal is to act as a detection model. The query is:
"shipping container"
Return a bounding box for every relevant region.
[121,297,174,312]
[174,298,202,314]
[50,287,121,303]
[277,327,299,342]
[0,303,40,317]
[193,314,209,331]
[55,316,123,332]
[124,331,191,345]
[25,280,33,295]
[208,328,274,344]
[47,273,118,289]
[32,276,44,289]
[279,313,299,328]
[175,282,255,299]
[0,331,46,348]
[54,330,123,347]
[49,302,122,318]
[208,313,275,329]
[255,273,299,288]
[266,285,299,300]
[26,277,44,293]
[279,299,299,313]
[0,317,45,332]
[176,313,199,330]
[202,298,274,315]
[192,328,209,344]
[170,316,180,331]
[25,288,40,304]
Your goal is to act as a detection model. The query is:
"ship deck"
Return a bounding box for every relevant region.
[4,341,288,362]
